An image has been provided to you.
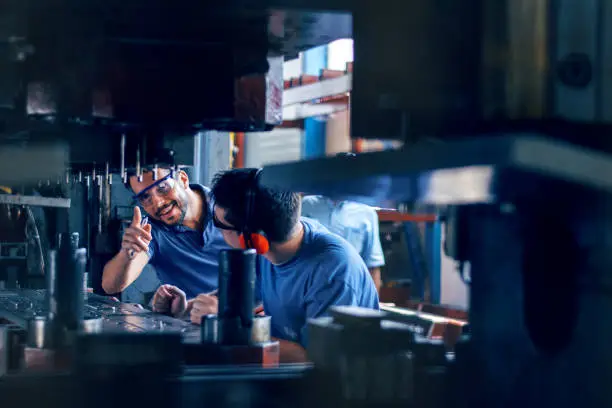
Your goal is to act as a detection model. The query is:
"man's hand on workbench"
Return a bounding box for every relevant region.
[122,207,152,258]
[151,284,187,317]
[190,292,218,324]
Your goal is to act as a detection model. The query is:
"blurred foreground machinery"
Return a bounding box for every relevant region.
[261,1,612,408]
[1,1,612,408]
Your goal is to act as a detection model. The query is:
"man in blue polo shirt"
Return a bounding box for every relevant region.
[301,196,385,292]
[206,168,379,362]
[101,167,229,301]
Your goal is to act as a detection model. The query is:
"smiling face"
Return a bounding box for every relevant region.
[129,169,190,226]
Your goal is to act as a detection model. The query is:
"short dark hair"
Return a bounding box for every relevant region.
[211,168,301,243]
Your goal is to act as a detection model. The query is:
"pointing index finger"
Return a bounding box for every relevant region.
[132,206,142,226]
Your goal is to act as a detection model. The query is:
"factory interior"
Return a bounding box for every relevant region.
[0,1,609,407]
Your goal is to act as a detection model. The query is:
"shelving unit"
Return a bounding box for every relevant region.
[282,62,352,122]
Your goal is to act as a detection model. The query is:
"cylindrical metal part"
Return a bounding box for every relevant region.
[200,314,218,344]
[83,271,89,300]
[27,317,49,349]
[217,249,257,346]
[70,232,79,248]
[97,178,103,234]
[251,315,272,344]
[46,232,87,348]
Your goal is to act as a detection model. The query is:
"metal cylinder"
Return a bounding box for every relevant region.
[251,315,272,344]
[200,314,218,344]
[46,232,87,348]
[83,272,89,301]
[27,317,50,349]
[217,249,257,346]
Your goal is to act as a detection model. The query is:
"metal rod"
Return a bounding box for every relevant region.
[97,175,103,234]
[120,133,126,183]
[84,176,92,274]
[105,162,112,185]
[136,145,142,182]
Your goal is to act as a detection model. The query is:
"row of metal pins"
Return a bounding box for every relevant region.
[36,132,176,187]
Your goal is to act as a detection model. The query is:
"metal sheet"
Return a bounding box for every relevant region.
[0,290,199,339]
[260,135,612,206]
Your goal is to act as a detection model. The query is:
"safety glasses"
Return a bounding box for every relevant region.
[212,206,241,231]
[132,174,174,207]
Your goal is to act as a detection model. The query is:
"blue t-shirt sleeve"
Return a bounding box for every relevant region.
[362,208,385,268]
[299,261,363,347]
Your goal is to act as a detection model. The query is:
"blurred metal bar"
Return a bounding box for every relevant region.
[283,103,346,121]
[0,196,70,208]
[261,135,612,206]
[283,74,351,106]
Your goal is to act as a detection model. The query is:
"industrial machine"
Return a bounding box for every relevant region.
[0,0,611,407]
[261,2,612,408]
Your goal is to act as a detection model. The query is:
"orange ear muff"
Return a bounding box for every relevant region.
[238,232,270,255]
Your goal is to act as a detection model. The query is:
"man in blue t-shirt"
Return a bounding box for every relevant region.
[101,167,229,306]
[206,168,380,362]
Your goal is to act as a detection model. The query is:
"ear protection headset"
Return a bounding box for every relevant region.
[238,169,270,255]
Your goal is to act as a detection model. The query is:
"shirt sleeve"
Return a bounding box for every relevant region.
[362,208,385,268]
[146,232,157,262]
[299,265,361,347]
